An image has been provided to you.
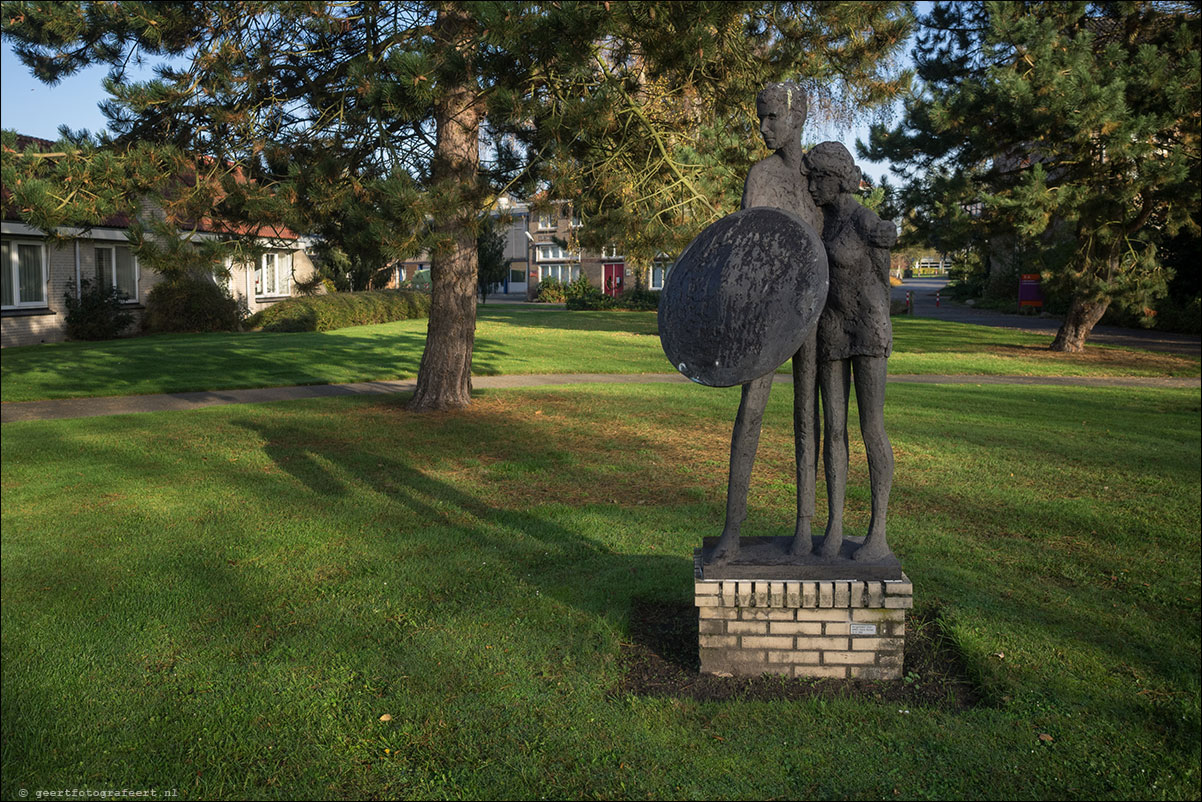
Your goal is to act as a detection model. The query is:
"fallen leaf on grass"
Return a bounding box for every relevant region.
[379,713,393,722]
[1038,733,1053,742]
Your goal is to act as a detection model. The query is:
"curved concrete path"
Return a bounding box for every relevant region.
[3,372,1198,423]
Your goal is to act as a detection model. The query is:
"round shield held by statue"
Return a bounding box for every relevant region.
[658,207,829,387]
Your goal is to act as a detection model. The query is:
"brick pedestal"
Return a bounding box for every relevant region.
[694,575,912,679]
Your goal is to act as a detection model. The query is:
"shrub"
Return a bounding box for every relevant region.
[616,287,660,310]
[566,292,615,310]
[143,273,245,333]
[568,286,660,311]
[564,274,597,301]
[534,277,566,303]
[63,279,135,340]
[247,289,431,332]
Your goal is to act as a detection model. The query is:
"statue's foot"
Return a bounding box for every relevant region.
[787,519,812,559]
[708,529,740,565]
[852,537,892,562]
[787,534,808,560]
[816,527,843,559]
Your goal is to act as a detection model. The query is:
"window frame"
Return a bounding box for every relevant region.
[254,251,293,299]
[536,243,573,262]
[1,238,49,310]
[93,243,140,303]
[538,263,580,283]
[649,261,673,291]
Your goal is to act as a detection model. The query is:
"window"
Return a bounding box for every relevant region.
[94,244,138,301]
[539,264,580,283]
[536,243,573,262]
[1,239,47,308]
[537,212,554,230]
[255,251,293,297]
[570,213,582,228]
[649,261,673,290]
[601,244,622,260]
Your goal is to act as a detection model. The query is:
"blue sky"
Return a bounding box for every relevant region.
[1,42,117,140]
[2,39,897,184]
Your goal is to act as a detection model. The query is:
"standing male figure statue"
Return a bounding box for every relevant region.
[709,82,824,565]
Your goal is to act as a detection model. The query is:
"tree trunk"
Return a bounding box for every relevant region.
[409,4,481,412]
[1050,294,1110,352]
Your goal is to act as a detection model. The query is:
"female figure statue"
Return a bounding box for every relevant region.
[806,141,897,561]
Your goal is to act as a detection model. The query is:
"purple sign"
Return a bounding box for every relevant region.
[1019,274,1044,308]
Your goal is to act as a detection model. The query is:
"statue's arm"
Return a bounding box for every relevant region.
[854,207,897,283]
[855,208,898,249]
[741,161,768,210]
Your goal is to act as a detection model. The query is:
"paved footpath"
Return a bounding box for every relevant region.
[3,372,1198,424]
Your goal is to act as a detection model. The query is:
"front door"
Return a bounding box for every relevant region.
[603,263,625,297]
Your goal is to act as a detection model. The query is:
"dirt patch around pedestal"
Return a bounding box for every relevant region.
[619,598,982,709]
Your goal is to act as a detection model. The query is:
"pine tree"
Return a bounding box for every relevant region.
[524,2,914,275]
[4,1,915,406]
[865,1,1201,351]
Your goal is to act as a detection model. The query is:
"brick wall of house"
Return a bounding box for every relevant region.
[3,236,317,347]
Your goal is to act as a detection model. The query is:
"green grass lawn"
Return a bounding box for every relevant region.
[3,382,1198,799]
[2,307,1197,403]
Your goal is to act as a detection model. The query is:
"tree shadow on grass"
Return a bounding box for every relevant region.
[2,326,510,400]
[227,396,695,621]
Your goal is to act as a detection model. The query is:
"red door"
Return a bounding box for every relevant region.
[603,263,625,297]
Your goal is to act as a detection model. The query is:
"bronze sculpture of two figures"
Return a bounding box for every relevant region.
[659,83,898,567]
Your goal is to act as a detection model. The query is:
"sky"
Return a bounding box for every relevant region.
[1,42,118,140]
[1,39,898,184]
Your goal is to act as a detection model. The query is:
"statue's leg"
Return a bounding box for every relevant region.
[851,356,895,562]
[789,333,819,557]
[711,372,774,564]
[818,358,850,558]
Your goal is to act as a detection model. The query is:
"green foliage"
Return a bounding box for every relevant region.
[529,3,915,266]
[567,286,661,311]
[304,172,422,292]
[867,1,1201,347]
[246,289,430,332]
[62,279,134,341]
[534,278,566,304]
[142,273,244,333]
[477,216,508,300]
[564,274,596,301]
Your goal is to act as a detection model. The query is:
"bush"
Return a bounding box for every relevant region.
[247,289,431,332]
[534,277,566,303]
[564,274,596,301]
[63,279,135,340]
[143,273,245,333]
[567,286,660,311]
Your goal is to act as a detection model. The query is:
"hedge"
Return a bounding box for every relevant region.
[566,287,660,311]
[247,289,431,332]
[143,273,243,333]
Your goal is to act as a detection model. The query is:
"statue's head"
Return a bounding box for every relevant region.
[756,82,807,150]
[806,141,860,205]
